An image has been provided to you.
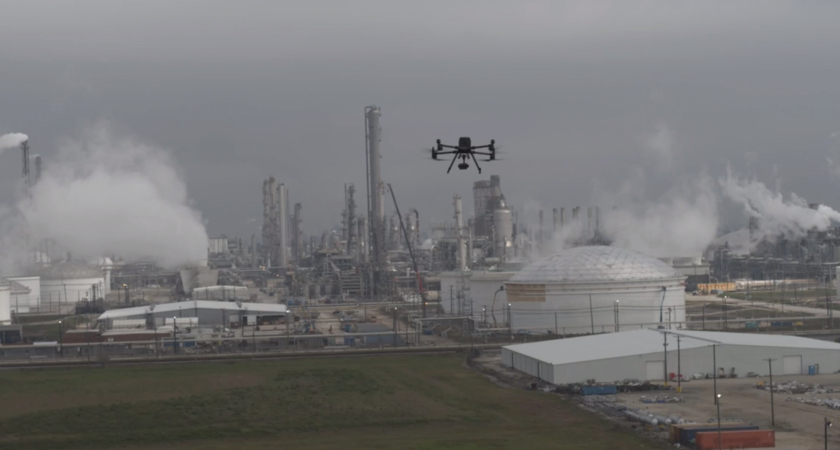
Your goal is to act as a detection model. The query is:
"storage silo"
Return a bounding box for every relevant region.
[504,246,686,333]
[0,279,11,324]
[39,261,106,308]
[493,200,513,259]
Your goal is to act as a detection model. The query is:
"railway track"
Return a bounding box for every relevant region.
[0,343,503,370]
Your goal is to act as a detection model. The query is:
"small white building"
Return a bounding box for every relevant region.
[7,276,41,312]
[502,329,840,385]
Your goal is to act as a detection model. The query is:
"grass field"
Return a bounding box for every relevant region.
[0,355,666,450]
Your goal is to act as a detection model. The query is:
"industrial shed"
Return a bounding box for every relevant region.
[97,300,288,330]
[502,329,840,385]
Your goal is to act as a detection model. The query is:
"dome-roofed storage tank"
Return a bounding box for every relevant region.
[504,246,686,334]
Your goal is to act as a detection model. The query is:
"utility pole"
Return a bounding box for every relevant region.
[712,344,718,404]
[723,295,728,330]
[508,303,513,338]
[172,317,178,355]
[765,358,776,428]
[677,335,682,393]
[614,300,620,332]
[663,332,669,385]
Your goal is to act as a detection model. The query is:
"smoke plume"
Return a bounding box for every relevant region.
[0,133,28,154]
[719,166,840,245]
[598,172,719,258]
[4,124,208,271]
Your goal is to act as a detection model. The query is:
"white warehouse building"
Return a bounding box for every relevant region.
[502,329,840,385]
[503,246,686,334]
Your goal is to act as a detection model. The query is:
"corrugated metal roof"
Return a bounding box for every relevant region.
[504,329,840,366]
[669,329,840,350]
[504,330,706,365]
[98,300,287,320]
[507,246,683,284]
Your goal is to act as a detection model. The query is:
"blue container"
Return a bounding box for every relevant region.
[809,365,816,375]
[581,385,618,395]
[680,426,758,445]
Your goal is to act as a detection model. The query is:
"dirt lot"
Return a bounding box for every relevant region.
[616,374,840,449]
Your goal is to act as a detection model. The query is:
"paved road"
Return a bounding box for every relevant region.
[687,294,830,317]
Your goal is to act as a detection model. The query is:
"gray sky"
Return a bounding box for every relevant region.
[2,1,840,241]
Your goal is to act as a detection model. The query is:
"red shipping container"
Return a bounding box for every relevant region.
[695,429,775,449]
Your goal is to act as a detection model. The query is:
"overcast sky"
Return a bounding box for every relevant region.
[2,1,840,240]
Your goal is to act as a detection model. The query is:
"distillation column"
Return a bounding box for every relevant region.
[365,106,385,296]
[277,183,288,269]
[454,194,466,271]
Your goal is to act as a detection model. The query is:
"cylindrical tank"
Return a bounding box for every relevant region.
[493,201,513,259]
[454,194,466,271]
[0,280,10,324]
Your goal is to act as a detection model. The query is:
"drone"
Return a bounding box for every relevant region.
[429,137,498,174]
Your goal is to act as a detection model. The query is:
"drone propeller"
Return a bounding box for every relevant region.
[419,147,448,161]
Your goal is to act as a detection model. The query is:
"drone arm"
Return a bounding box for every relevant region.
[446,153,459,173]
[469,151,482,174]
[472,151,493,156]
[438,144,460,150]
[471,144,492,149]
[435,150,457,155]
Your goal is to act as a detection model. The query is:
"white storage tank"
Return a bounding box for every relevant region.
[504,246,686,334]
[493,200,513,259]
[39,261,106,309]
[0,279,11,324]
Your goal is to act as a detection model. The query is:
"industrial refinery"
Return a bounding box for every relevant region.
[4,106,840,450]
[3,104,840,342]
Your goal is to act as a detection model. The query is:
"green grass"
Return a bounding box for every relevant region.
[0,355,666,450]
[18,315,94,341]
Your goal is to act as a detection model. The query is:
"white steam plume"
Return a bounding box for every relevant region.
[0,132,28,154]
[597,173,719,258]
[15,124,208,269]
[719,166,840,245]
[643,122,676,170]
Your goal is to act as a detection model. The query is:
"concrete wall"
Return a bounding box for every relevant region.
[503,343,840,385]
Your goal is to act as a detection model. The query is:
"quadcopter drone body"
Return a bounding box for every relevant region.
[431,137,497,174]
